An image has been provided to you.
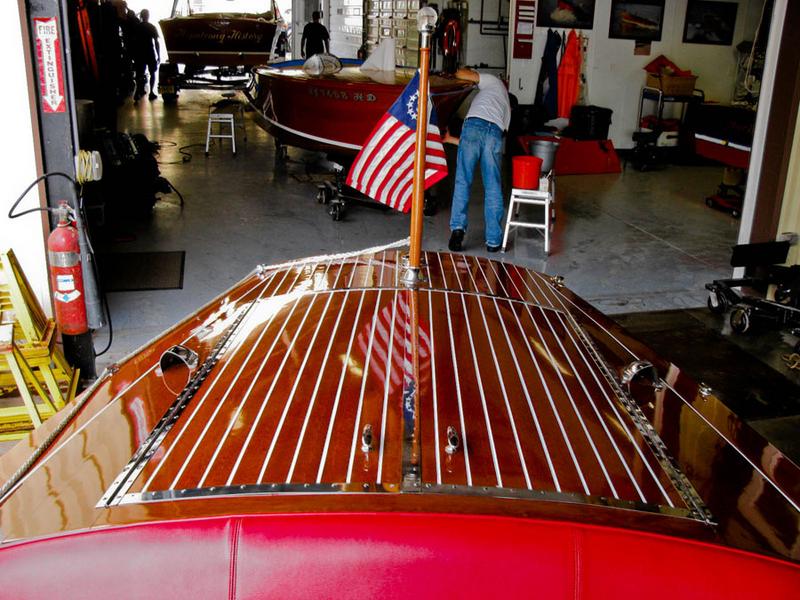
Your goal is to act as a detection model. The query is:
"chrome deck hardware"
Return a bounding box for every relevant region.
[621,360,664,390]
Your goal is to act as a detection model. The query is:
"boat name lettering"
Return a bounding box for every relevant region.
[175,30,265,44]
[308,88,376,102]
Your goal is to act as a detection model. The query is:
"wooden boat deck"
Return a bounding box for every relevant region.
[93,249,702,519]
[3,246,798,562]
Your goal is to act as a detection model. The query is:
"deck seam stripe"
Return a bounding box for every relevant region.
[257,287,338,483]
[449,254,502,488]
[497,261,590,495]
[528,271,672,505]
[141,271,292,491]
[437,253,472,486]
[424,255,442,485]
[286,257,366,482]
[375,289,399,485]
[522,270,640,500]
[509,264,617,497]
[154,266,300,490]
[336,250,386,483]
[224,261,332,485]
[466,256,531,489]
[195,266,323,488]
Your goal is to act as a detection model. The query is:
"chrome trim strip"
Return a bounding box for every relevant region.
[97,279,272,507]
[149,266,298,491]
[119,483,695,521]
[261,114,363,151]
[465,256,531,489]
[521,270,635,500]
[527,271,667,504]
[438,254,472,486]
[515,266,617,497]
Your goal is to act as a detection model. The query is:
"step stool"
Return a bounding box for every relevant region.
[502,171,555,255]
[205,112,237,156]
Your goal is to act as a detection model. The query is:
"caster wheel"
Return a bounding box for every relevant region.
[316,188,326,204]
[330,204,343,221]
[162,93,178,105]
[707,291,727,314]
[731,209,741,219]
[705,197,715,208]
[204,151,209,157]
[730,307,751,333]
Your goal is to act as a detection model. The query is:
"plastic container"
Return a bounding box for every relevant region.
[570,105,613,140]
[528,139,560,173]
[512,156,543,190]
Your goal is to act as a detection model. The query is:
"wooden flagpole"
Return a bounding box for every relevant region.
[401,8,437,488]
[404,7,437,286]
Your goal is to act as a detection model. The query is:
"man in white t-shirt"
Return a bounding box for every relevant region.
[445,68,511,252]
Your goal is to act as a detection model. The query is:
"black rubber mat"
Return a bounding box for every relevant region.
[98,251,185,292]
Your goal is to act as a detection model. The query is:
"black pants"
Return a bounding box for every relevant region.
[135,58,157,97]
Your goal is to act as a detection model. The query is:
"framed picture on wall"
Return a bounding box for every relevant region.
[536,0,596,30]
[683,0,738,45]
[608,0,665,41]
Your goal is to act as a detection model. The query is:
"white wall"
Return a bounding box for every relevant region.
[1,1,51,314]
[463,0,509,70]
[509,0,760,148]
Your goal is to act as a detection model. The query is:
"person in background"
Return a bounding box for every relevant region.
[301,11,329,59]
[445,68,511,253]
[133,8,160,102]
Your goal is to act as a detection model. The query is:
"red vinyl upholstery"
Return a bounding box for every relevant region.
[1,513,797,599]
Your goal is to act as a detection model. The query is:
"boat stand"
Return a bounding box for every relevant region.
[316,165,390,221]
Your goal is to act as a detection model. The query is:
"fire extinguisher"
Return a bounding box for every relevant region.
[47,202,88,335]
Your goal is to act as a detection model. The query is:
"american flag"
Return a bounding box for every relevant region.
[346,72,448,213]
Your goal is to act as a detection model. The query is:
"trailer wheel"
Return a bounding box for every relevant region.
[730,307,751,333]
[707,291,727,314]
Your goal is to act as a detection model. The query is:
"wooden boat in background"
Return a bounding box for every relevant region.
[0,241,798,596]
[160,8,277,68]
[247,59,475,156]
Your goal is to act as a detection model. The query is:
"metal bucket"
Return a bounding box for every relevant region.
[529,140,560,173]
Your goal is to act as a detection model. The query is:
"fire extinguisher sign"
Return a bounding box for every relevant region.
[33,17,66,113]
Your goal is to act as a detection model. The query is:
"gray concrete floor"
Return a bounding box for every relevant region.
[97,89,740,368]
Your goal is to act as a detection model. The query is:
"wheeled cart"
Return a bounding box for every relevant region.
[706,241,800,333]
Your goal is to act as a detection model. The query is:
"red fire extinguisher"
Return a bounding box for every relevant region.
[47,203,88,335]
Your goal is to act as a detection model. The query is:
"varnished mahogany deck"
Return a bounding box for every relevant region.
[99,250,695,515]
[1,247,798,562]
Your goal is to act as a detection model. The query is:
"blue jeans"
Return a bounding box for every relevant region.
[449,118,505,247]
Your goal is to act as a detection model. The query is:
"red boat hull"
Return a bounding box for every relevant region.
[249,60,475,155]
[160,13,277,67]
